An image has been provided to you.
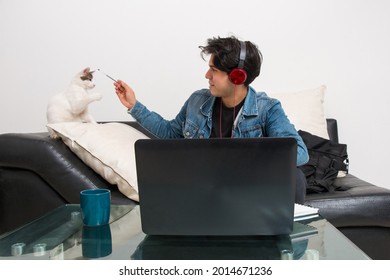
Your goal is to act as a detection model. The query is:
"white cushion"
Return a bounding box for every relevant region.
[46,122,150,202]
[269,85,329,139]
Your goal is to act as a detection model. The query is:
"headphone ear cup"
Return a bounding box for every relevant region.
[229,68,247,85]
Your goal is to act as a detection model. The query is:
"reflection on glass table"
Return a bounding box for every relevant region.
[0,204,370,260]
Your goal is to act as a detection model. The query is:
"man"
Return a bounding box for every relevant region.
[114,36,309,203]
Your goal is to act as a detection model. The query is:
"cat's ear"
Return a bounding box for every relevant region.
[83,67,90,74]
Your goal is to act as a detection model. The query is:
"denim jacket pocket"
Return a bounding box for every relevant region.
[239,124,264,138]
[183,120,200,139]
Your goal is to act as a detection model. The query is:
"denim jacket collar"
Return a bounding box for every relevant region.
[200,86,259,118]
[200,95,214,119]
[242,87,259,116]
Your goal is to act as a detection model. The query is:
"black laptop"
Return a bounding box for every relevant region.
[134,137,297,236]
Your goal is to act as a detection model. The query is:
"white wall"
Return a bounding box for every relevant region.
[1,0,389,189]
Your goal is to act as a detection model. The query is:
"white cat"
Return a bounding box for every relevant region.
[47,67,102,139]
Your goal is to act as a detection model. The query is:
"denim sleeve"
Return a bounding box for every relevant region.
[128,100,185,138]
[265,101,309,166]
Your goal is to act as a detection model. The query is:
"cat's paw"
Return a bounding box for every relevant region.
[47,127,60,140]
[93,93,103,101]
[49,132,61,140]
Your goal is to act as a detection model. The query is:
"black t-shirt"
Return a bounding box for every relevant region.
[210,97,245,138]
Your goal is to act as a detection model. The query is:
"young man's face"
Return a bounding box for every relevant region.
[205,55,234,98]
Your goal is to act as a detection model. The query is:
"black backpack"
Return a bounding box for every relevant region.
[298,130,349,193]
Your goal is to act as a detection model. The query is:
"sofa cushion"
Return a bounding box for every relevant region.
[269,85,328,139]
[47,122,150,202]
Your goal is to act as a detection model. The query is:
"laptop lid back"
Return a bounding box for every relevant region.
[135,138,296,236]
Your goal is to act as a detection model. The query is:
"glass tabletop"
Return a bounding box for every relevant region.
[0,204,370,260]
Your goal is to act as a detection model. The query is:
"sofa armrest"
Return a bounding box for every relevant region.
[0,132,132,204]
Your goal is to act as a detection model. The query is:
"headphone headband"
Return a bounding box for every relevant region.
[237,40,246,69]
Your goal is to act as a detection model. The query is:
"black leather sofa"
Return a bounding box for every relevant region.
[1,119,390,259]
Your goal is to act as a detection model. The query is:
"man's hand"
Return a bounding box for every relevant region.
[114,80,137,110]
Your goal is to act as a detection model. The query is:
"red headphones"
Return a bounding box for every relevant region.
[228,41,247,85]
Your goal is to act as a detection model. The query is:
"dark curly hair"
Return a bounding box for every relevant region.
[199,36,263,86]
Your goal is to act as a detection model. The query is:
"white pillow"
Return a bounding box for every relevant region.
[46,122,150,202]
[269,85,329,139]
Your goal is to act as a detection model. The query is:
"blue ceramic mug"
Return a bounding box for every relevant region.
[80,189,111,226]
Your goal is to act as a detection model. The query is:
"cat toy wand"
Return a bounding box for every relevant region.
[97,69,118,83]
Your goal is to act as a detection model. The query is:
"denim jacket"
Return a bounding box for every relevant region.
[129,87,309,166]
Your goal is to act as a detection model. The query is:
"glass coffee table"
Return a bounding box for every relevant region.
[0,204,370,260]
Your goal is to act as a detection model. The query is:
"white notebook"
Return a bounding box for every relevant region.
[294,204,319,221]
